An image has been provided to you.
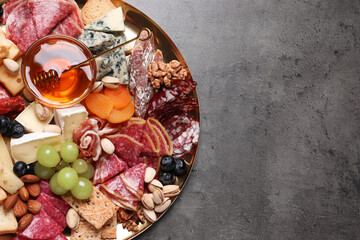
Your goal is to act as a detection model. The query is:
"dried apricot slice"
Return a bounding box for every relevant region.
[104,85,131,109]
[107,101,135,123]
[85,93,114,119]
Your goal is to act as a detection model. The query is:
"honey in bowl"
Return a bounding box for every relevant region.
[22,35,97,108]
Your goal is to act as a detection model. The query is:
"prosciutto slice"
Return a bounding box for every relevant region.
[28,0,75,38]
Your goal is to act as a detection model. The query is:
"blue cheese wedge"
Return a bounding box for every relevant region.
[54,105,88,142]
[84,7,125,32]
[11,132,62,164]
[78,30,115,52]
[15,102,54,133]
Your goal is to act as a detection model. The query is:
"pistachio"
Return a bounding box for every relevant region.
[66,208,80,230]
[92,81,103,93]
[143,209,157,223]
[23,88,35,102]
[148,179,163,193]
[163,185,180,197]
[43,124,61,134]
[141,193,154,210]
[154,198,171,213]
[35,102,51,121]
[152,188,164,205]
[144,167,156,183]
[102,76,120,89]
[3,58,19,74]
[100,138,115,154]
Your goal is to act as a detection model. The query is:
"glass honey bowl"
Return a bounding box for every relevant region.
[21,35,97,108]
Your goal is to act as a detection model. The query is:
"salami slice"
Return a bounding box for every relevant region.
[163,114,200,157]
[108,134,143,167]
[139,154,161,172]
[122,118,146,141]
[18,209,63,240]
[134,65,154,118]
[36,182,70,215]
[36,193,67,229]
[38,180,53,196]
[14,232,67,240]
[121,163,146,199]
[129,45,144,95]
[93,154,127,185]
[100,174,138,211]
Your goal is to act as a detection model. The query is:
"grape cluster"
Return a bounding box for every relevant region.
[34,141,94,200]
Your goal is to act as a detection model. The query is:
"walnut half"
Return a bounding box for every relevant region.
[148,60,188,89]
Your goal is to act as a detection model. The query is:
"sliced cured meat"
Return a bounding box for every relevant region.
[36,183,70,215]
[5,1,38,53]
[122,118,146,142]
[121,163,146,199]
[139,154,161,172]
[14,231,67,240]
[28,0,74,38]
[162,113,200,157]
[93,154,127,185]
[141,118,173,156]
[1,0,23,24]
[18,209,63,240]
[38,180,53,196]
[0,84,9,100]
[100,174,138,211]
[0,96,25,116]
[36,193,67,229]
[134,66,154,118]
[78,130,101,161]
[129,45,144,95]
[153,49,163,63]
[51,7,84,37]
[108,134,143,167]
[146,78,197,118]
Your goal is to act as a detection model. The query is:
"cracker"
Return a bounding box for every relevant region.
[101,213,117,239]
[71,217,102,240]
[62,187,119,229]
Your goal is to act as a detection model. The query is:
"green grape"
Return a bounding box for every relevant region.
[72,159,88,174]
[78,163,94,179]
[71,177,93,200]
[57,167,78,190]
[55,160,70,171]
[60,142,79,163]
[37,145,60,168]
[50,173,68,195]
[34,162,55,180]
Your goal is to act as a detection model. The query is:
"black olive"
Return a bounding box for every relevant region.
[9,122,25,138]
[174,158,187,176]
[160,155,175,172]
[0,115,11,134]
[158,171,175,185]
[26,163,35,175]
[13,161,27,177]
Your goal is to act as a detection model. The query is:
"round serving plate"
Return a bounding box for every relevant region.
[75,1,200,239]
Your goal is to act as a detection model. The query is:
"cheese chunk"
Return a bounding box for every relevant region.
[84,7,125,32]
[0,29,21,61]
[11,132,62,164]
[0,205,18,234]
[0,161,23,194]
[0,134,13,169]
[55,105,88,142]
[15,102,54,133]
[0,63,24,96]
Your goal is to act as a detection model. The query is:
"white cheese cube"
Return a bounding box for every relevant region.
[15,102,54,133]
[11,132,62,164]
[54,105,88,142]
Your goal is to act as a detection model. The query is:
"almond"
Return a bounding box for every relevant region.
[13,198,27,217]
[18,214,33,231]
[27,200,42,214]
[26,183,41,197]
[20,175,40,183]
[3,193,18,211]
[19,186,29,201]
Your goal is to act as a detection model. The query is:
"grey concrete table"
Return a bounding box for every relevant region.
[130,0,360,239]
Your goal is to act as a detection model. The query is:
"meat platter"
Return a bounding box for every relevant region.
[0,0,199,239]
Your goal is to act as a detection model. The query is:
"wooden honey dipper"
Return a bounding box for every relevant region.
[32,28,152,89]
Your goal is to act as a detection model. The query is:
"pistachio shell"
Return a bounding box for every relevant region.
[144,167,156,183]
[154,198,171,213]
[66,208,80,230]
[143,208,157,223]
[163,185,180,197]
[92,81,103,93]
[141,193,154,210]
[148,179,163,192]
[102,76,120,89]
[152,189,164,205]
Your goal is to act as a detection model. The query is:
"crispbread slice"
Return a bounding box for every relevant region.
[71,217,102,240]
[0,205,18,234]
[101,213,117,239]
[62,187,119,229]
[81,0,116,25]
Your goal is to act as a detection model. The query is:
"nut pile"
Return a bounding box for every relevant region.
[2,175,42,231]
[117,208,145,232]
[148,60,188,89]
[140,167,180,223]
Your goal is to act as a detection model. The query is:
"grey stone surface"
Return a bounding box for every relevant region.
[129,0,360,239]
